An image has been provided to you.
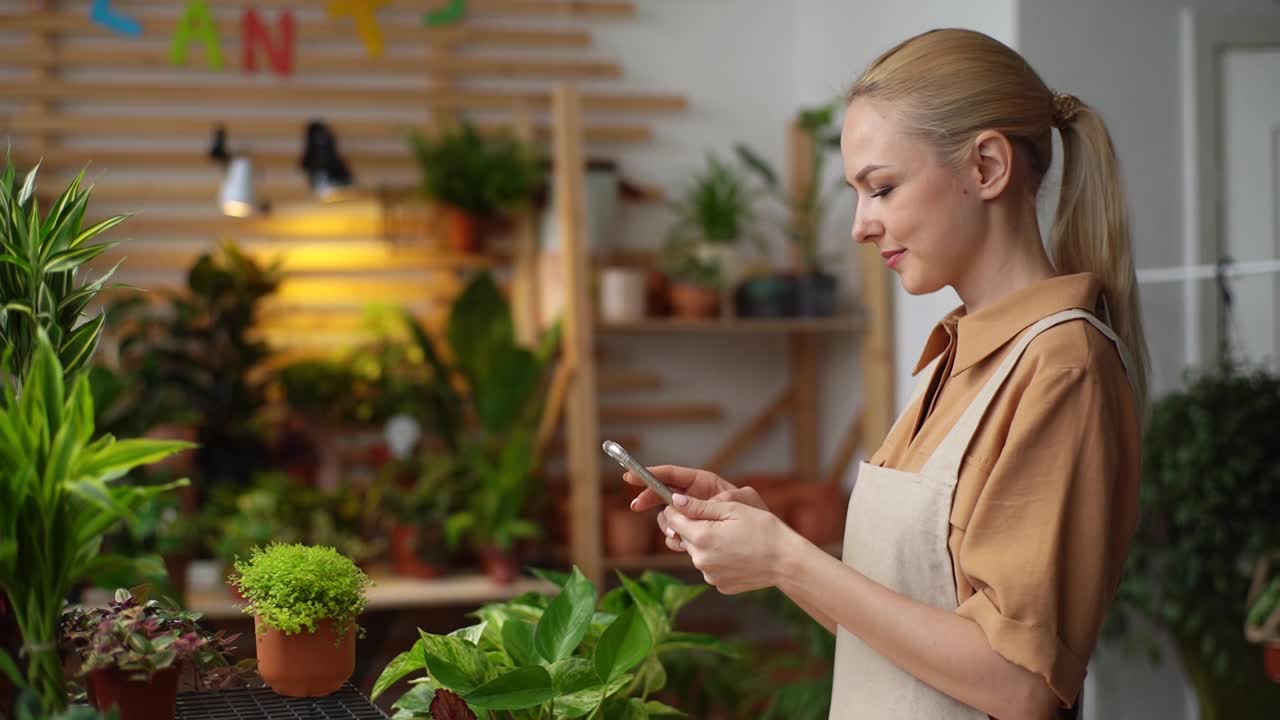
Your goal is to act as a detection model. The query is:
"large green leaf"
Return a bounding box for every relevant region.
[43,241,116,274]
[618,573,670,642]
[419,631,495,695]
[471,345,540,435]
[392,683,437,714]
[73,438,194,483]
[641,700,684,717]
[593,609,652,683]
[0,648,22,688]
[58,313,106,376]
[534,567,597,663]
[548,658,597,696]
[462,666,554,710]
[67,214,129,251]
[658,631,738,657]
[373,638,428,700]
[554,672,632,719]
[448,622,488,646]
[446,272,514,391]
[500,619,539,667]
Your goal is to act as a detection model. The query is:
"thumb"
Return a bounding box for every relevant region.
[671,493,731,521]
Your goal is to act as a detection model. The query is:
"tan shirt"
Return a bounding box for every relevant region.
[868,273,1141,706]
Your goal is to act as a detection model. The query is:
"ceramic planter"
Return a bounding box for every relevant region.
[795,271,838,317]
[255,617,355,697]
[605,506,654,559]
[88,666,181,720]
[668,282,721,318]
[444,206,481,253]
[735,275,798,317]
[480,547,519,586]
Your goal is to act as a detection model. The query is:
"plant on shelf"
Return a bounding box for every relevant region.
[104,241,281,499]
[230,543,372,698]
[409,122,544,253]
[1245,553,1280,685]
[403,272,560,585]
[736,101,845,316]
[659,233,724,319]
[0,159,194,713]
[372,567,734,719]
[60,588,251,719]
[1106,361,1280,718]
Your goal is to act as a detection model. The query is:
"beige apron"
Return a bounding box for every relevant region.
[830,309,1133,719]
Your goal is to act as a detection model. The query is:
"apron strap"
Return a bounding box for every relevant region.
[921,309,1136,481]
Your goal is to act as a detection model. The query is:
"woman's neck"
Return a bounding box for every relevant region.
[954,204,1057,314]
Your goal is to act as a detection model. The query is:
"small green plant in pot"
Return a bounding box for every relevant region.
[660,234,725,319]
[736,102,845,316]
[409,122,543,254]
[60,589,249,720]
[230,544,372,698]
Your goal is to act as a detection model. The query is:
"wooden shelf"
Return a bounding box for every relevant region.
[605,543,842,572]
[596,316,864,335]
[170,574,555,621]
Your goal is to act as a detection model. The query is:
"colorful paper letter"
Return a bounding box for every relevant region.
[426,0,467,27]
[90,0,142,37]
[243,9,295,77]
[170,0,224,70]
[328,0,389,59]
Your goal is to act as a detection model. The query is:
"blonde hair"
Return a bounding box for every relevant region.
[848,28,1150,411]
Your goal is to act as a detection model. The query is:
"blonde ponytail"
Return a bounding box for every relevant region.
[1052,102,1150,412]
[848,28,1150,412]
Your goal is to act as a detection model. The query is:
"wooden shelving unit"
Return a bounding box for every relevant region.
[596,315,864,335]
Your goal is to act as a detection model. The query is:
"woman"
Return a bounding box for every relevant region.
[623,28,1147,720]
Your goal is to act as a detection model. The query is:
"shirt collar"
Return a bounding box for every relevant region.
[912,273,1103,377]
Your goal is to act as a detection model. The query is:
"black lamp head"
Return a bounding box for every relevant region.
[300,120,354,196]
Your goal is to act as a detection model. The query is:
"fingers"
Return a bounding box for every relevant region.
[670,493,731,521]
[657,508,684,551]
[710,486,768,511]
[628,488,665,512]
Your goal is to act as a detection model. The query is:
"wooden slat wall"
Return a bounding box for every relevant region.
[0,0,682,356]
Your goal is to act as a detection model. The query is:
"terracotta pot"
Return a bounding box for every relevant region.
[1266,643,1280,683]
[444,207,482,253]
[668,282,720,318]
[480,547,519,586]
[605,507,653,559]
[89,666,181,720]
[255,617,355,697]
[787,484,848,547]
[162,554,189,602]
[390,525,444,579]
[645,270,671,316]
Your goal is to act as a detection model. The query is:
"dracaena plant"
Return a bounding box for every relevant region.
[0,158,194,712]
[59,588,250,686]
[372,567,735,720]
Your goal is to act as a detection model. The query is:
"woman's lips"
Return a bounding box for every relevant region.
[882,249,906,269]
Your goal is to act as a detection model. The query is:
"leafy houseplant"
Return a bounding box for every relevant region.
[372,567,734,719]
[407,272,559,584]
[230,543,372,698]
[1107,362,1280,719]
[1245,554,1280,683]
[409,122,544,253]
[736,102,844,316]
[60,589,249,719]
[0,160,194,713]
[105,242,280,499]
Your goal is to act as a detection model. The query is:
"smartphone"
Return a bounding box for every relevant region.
[602,440,675,506]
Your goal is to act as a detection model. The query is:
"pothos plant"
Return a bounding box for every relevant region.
[372,568,735,719]
[0,159,194,712]
[60,588,250,687]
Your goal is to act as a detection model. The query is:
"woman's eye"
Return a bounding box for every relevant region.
[870,186,894,199]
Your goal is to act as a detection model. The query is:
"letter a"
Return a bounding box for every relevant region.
[171,0,224,70]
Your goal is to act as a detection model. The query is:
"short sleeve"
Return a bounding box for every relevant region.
[954,364,1141,707]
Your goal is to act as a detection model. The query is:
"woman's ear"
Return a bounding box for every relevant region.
[970,130,1014,200]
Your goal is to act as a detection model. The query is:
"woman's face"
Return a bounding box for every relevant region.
[840,99,984,295]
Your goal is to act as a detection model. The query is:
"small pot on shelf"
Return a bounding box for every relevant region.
[88,666,182,720]
[443,206,482,254]
[605,506,654,559]
[795,271,838,317]
[668,282,721,318]
[735,275,798,318]
[480,547,520,586]
[390,525,445,580]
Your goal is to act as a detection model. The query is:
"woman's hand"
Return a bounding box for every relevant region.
[621,465,772,551]
[663,494,792,595]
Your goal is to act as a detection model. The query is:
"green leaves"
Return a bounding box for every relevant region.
[231,544,371,638]
[535,567,598,663]
[419,631,495,695]
[372,638,427,700]
[462,666,554,710]
[594,609,652,683]
[501,619,539,667]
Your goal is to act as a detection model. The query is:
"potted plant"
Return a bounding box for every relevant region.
[1107,362,1280,718]
[737,102,845,316]
[660,235,724,318]
[663,152,762,313]
[60,589,248,720]
[378,452,460,580]
[230,544,371,698]
[371,567,735,718]
[409,122,544,253]
[0,160,195,713]
[402,272,560,584]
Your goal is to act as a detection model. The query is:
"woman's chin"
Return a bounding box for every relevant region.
[897,271,944,296]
